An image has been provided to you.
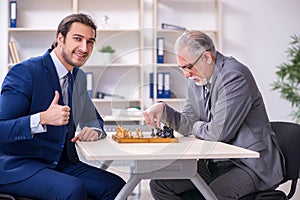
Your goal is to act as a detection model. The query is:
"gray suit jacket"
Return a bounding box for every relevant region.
[163,52,284,190]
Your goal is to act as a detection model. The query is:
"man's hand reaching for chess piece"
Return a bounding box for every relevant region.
[143,102,165,129]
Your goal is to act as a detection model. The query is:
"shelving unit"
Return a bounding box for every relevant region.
[152,0,222,111]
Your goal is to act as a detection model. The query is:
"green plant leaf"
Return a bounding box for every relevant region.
[272,34,300,122]
[98,45,115,53]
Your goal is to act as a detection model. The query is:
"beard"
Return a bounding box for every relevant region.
[195,79,208,86]
[61,47,88,67]
[189,76,208,86]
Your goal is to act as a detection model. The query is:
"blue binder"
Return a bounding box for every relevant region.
[149,73,154,98]
[86,72,93,98]
[163,72,171,98]
[157,37,164,64]
[157,72,164,98]
[10,1,17,28]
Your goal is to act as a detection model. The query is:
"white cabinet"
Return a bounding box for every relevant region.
[152,0,222,111]
[77,0,145,125]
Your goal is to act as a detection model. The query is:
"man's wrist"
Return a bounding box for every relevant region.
[40,111,46,125]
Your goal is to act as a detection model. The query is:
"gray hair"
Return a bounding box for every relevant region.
[174,30,216,57]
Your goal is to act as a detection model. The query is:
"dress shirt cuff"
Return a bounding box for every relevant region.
[30,113,47,134]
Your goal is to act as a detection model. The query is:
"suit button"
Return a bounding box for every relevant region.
[53,161,58,165]
[60,144,64,148]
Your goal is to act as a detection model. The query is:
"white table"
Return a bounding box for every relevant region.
[76,134,259,200]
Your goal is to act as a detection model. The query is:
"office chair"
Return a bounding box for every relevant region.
[178,121,300,200]
[239,121,300,200]
[0,194,16,200]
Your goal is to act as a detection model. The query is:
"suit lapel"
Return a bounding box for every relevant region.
[42,50,64,105]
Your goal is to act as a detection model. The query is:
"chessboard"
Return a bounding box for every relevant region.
[112,126,179,143]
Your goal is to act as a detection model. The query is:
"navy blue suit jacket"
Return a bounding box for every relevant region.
[0,50,105,184]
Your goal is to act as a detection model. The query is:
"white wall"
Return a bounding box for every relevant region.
[221,0,300,122]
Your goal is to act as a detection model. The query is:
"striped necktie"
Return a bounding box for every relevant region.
[203,84,211,120]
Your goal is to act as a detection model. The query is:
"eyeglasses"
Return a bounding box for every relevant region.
[178,49,211,70]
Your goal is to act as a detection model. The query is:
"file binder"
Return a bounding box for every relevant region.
[149,73,154,98]
[157,72,164,98]
[86,72,93,98]
[10,1,17,28]
[157,37,164,64]
[161,23,186,31]
[163,72,171,98]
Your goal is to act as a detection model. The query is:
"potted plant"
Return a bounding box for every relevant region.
[98,45,115,65]
[272,34,300,122]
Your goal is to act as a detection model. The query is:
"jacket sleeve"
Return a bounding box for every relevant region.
[162,79,201,137]
[0,64,34,143]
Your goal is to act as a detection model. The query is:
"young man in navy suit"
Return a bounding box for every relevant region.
[0,13,125,199]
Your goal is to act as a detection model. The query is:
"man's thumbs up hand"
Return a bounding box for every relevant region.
[50,90,60,106]
[40,91,70,126]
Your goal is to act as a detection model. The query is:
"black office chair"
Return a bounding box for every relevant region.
[0,194,16,200]
[239,121,300,200]
[178,121,300,200]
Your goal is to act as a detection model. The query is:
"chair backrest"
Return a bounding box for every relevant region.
[271,121,300,198]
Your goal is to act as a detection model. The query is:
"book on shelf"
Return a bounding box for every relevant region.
[161,23,186,31]
[8,41,20,64]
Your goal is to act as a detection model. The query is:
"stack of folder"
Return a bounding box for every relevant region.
[150,72,171,99]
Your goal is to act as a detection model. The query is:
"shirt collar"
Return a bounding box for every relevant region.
[50,50,69,79]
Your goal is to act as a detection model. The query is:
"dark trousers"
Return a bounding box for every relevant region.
[150,160,257,200]
[0,160,125,200]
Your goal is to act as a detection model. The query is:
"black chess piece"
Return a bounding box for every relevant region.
[155,126,174,138]
[151,129,155,137]
[155,128,163,137]
[163,126,174,138]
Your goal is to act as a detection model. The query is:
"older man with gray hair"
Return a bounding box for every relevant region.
[144,30,284,199]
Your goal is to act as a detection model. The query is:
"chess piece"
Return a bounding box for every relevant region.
[155,128,164,138]
[135,128,140,138]
[128,130,133,139]
[151,129,155,137]
[121,129,125,139]
[163,126,174,138]
[139,130,143,138]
